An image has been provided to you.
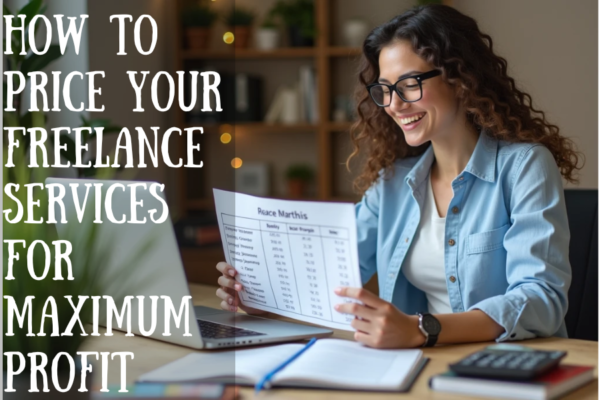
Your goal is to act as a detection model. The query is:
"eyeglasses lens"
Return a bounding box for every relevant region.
[370,78,421,106]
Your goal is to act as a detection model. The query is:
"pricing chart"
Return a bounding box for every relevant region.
[214,189,361,330]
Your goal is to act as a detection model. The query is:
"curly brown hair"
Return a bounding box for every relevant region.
[348,4,583,194]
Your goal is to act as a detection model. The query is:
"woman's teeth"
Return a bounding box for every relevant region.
[400,113,425,125]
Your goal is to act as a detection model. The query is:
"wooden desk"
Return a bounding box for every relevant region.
[82,284,598,399]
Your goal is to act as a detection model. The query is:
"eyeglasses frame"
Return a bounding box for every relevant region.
[367,69,442,107]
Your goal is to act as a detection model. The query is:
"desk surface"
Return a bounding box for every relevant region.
[83,284,598,399]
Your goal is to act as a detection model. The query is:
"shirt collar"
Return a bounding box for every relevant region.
[405,131,498,189]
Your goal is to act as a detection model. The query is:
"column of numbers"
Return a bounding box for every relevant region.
[288,232,332,321]
[321,230,355,324]
[260,226,301,314]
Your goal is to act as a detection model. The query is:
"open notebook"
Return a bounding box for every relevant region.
[138,339,427,391]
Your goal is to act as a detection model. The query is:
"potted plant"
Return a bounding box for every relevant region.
[224,7,256,49]
[285,164,315,198]
[269,0,316,47]
[256,16,280,51]
[181,4,219,50]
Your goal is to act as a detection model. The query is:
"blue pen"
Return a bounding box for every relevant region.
[255,337,317,394]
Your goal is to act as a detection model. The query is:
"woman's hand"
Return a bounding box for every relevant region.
[334,287,425,348]
[215,262,267,315]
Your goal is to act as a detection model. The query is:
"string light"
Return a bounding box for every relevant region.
[223,32,234,44]
[231,157,243,169]
[220,133,232,144]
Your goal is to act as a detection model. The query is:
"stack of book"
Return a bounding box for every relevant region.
[430,363,594,399]
[265,66,318,124]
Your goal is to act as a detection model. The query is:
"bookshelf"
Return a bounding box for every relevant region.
[173,0,452,284]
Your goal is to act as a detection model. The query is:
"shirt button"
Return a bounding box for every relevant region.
[449,275,456,283]
[448,239,456,246]
[405,237,409,243]
[452,206,459,214]
[459,176,464,181]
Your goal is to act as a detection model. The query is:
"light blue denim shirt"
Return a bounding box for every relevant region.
[356,132,571,342]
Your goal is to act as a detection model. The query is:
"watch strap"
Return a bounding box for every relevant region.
[423,332,438,347]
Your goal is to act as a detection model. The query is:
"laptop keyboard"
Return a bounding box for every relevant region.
[198,319,266,339]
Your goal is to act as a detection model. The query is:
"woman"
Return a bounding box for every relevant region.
[215,5,581,348]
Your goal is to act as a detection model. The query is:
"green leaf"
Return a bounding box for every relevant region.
[20,111,47,129]
[3,4,13,16]
[21,44,62,74]
[18,0,43,28]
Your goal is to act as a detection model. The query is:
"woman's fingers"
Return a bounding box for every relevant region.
[217,288,239,312]
[217,275,243,291]
[220,299,238,312]
[216,262,237,277]
[216,287,235,304]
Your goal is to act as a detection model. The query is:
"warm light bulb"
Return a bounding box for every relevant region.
[223,32,235,45]
[231,157,243,169]
[220,133,232,144]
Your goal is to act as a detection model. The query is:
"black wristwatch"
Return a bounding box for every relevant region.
[417,312,441,347]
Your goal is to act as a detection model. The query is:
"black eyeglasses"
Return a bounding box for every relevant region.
[367,70,441,107]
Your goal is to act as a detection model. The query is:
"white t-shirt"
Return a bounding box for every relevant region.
[402,173,453,314]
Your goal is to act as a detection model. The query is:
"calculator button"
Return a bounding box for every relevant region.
[549,352,564,359]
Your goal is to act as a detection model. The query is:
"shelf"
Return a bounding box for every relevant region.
[182,46,362,60]
[182,47,316,60]
[187,122,319,134]
[326,121,355,132]
[327,47,362,57]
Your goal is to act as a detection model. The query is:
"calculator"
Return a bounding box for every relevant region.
[449,344,567,380]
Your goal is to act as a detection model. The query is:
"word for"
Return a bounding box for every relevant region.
[3,182,168,224]
[5,126,203,169]
[4,240,73,281]
[5,351,133,393]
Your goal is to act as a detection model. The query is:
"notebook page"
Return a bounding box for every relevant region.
[273,339,423,390]
[138,344,303,384]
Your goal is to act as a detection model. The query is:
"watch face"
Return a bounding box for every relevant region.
[422,314,441,335]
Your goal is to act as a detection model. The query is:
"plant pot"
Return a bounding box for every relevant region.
[288,179,307,198]
[255,28,279,50]
[233,26,252,49]
[4,367,92,399]
[288,26,314,47]
[185,27,211,50]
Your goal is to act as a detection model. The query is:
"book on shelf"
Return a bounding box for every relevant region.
[174,212,221,248]
[429,364,595,400]
[138,339,428,392]
[186,71,263,124]
[264,66,318,125]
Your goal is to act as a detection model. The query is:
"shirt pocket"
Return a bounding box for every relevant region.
[466,224,510,255]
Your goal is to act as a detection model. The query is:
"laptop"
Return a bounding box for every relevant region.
[47,178,332,349]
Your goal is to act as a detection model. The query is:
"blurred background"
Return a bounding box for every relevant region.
[6,0,597,287]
